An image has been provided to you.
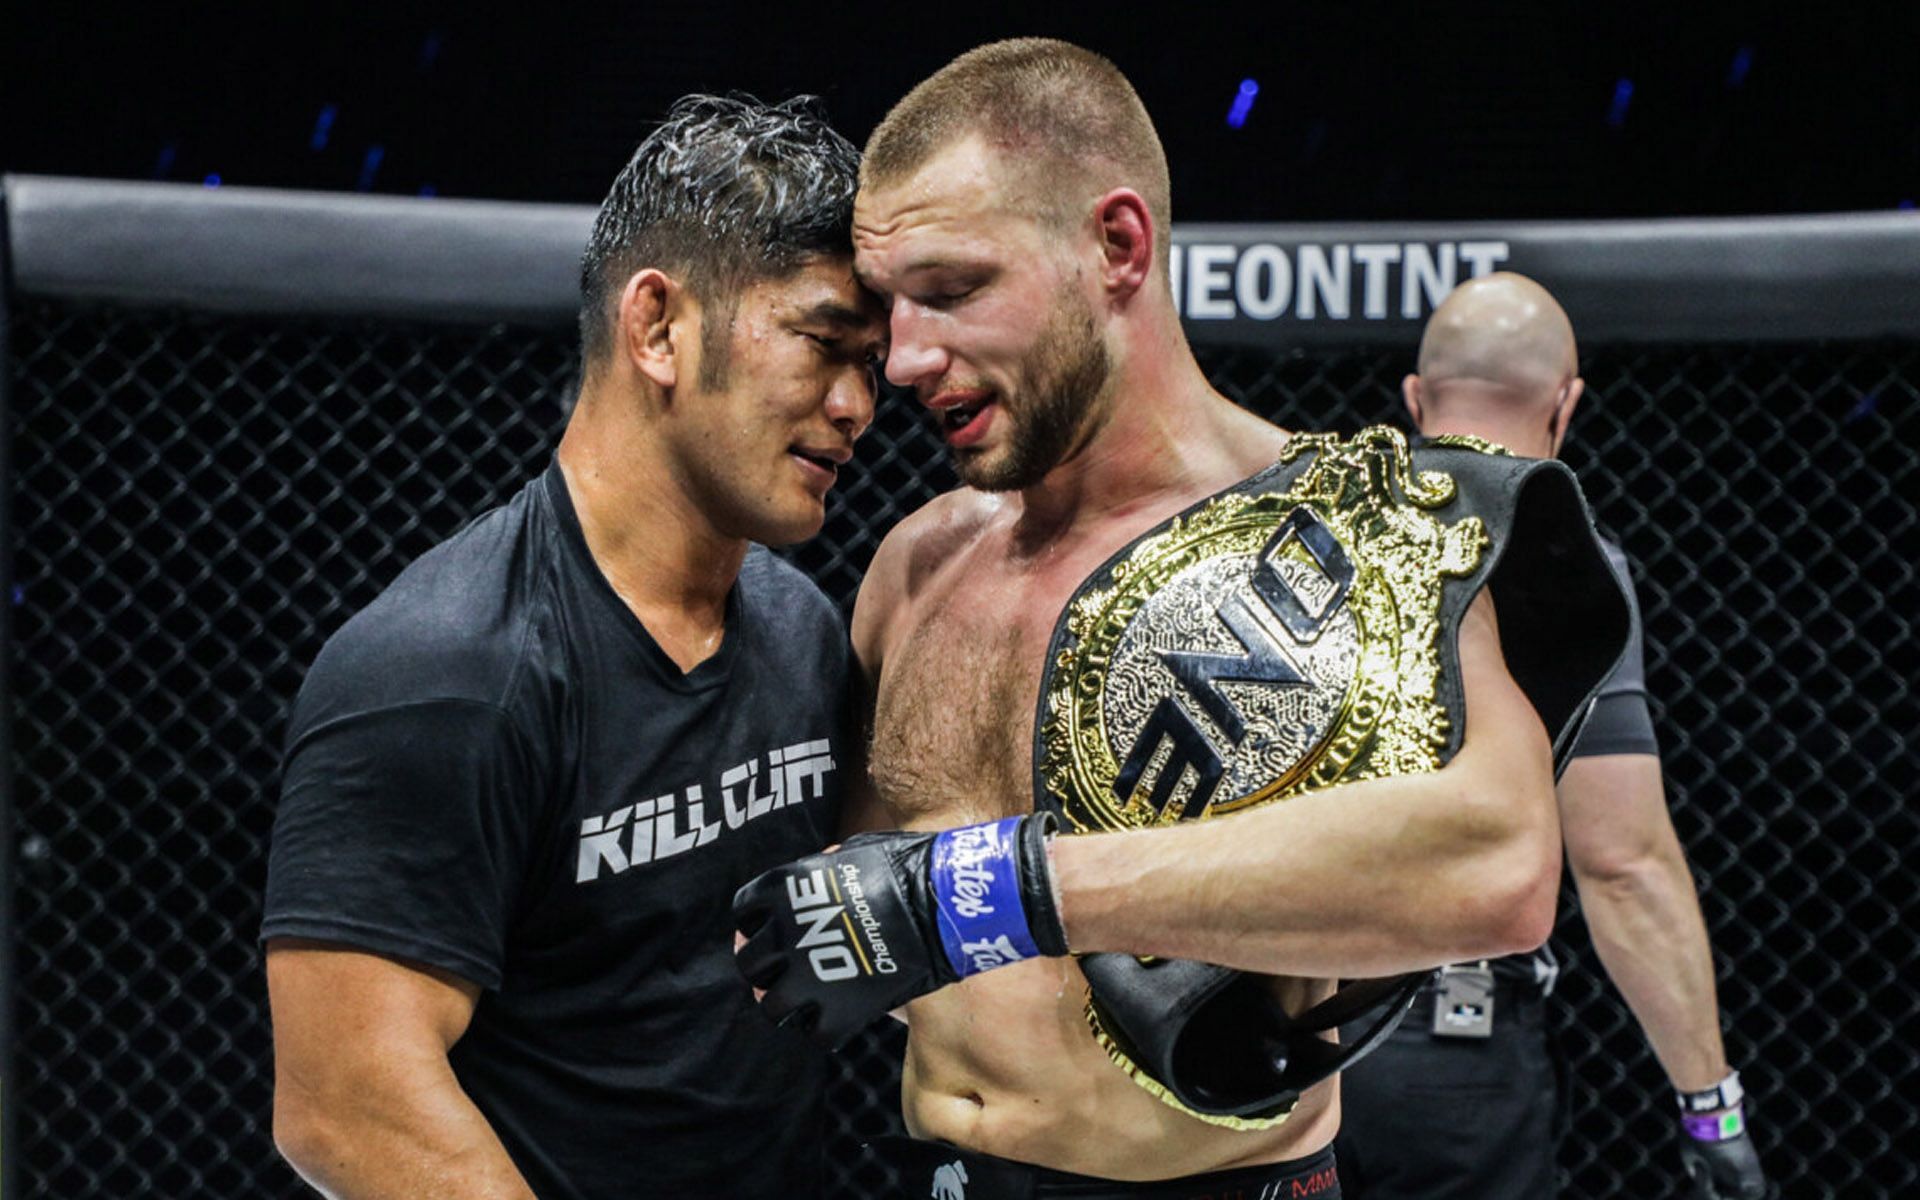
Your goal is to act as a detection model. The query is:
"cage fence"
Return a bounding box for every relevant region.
[5,298,1916,1198]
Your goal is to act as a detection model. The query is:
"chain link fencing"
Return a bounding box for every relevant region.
[5,299,1915,1198]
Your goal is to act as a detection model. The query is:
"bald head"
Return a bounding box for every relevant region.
[1419,272,1577,394]
[1406,272,1584,458]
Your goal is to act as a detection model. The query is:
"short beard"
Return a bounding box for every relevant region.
[955,289,1111,492]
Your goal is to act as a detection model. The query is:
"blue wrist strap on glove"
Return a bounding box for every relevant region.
[930,818,1045,978]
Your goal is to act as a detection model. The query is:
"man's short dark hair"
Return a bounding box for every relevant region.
[578,93,859,383]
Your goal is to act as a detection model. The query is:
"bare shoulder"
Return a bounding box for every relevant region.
[1209,396,1291,470]
[851,488,998,666]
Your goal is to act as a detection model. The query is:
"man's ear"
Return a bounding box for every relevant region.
[1550,377,1584,457]
[1092,188,1155,301]
[1401,374,1426,431]
[617,268,683,391]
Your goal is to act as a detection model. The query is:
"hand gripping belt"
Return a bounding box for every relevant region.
[1031,427,1632,1129]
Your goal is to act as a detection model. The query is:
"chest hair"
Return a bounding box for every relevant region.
[869,603,1043,826]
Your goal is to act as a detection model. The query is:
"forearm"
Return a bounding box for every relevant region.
[738,593,1563,1041]
[1575,846,1729,1091]
[1051,757,1560,977]
[275,1062,537,1200]
[1052,593,1562,977]
[1558,753,1733,1093]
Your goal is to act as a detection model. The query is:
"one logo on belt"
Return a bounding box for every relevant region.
[1116,507,1355,820]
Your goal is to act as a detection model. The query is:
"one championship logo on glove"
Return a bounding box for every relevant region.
[786,864,899,983]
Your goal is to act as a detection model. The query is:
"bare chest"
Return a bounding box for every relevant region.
[868,553,1092,828]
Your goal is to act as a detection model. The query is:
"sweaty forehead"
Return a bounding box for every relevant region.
[748,256,882,323]
[861,132,1006,207]
[853,138,1045,281]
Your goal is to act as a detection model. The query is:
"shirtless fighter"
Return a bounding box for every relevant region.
[736,40,1628,1196]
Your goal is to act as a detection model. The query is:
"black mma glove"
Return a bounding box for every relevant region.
[1677,1071,1771,1199]
[733,815,1068,1048]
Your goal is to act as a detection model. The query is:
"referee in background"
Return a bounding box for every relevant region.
[1334,272,1771,1200]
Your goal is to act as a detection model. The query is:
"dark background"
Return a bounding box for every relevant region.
[4,5,1919,1200]
[6,1,1918,220]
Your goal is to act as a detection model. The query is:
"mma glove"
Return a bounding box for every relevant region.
[733,814,1068,1048]
[1677,1072,1771,1199]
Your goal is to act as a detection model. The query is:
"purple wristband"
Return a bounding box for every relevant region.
[1683,1106,1746,1142]
[930,818,1042,978]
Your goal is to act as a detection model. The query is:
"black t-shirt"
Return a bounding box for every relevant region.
[264,463,848,1199]
[1568,536,1659,759]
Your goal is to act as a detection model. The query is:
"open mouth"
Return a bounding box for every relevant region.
[941,397,993,438]
[789,448,841,484]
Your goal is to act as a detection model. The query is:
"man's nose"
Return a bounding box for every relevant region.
[883,303,949,392]
[825,364,875,442]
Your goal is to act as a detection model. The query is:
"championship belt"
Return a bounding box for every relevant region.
[1033,426,1630,1129]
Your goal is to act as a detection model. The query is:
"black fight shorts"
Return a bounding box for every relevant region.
[870,1135,1341,1199]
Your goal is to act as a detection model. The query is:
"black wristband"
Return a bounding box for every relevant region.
[1017,812,1070,957]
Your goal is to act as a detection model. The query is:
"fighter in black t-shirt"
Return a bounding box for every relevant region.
[263,95,887,1200]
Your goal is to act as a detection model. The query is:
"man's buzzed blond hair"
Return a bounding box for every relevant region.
[864,38,1172,265]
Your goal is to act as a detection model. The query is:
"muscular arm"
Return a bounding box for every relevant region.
[268,939,536,1200]
[1050,591,1562,978]
[1560,753,1730,1091]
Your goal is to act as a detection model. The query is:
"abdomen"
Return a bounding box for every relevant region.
[899,958,1340,1180]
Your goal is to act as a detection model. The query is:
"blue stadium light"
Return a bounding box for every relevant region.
[12,585,24,607]
[1726,45,1754,88]
[1226,78,1260,130]
[204,174,222,188]
[152,142,178,179]
[1900,198,1916,210]
[420,30,445,71]
[310,104,339,151]
[357,145,385,192]
[1846,391,1881,423]
[418,183,439,198]
[1606,78,1634,129]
